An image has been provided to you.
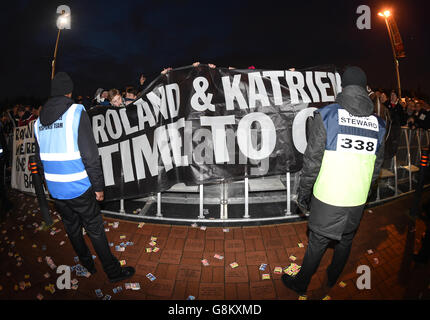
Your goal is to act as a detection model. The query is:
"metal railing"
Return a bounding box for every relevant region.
[100,127,430,225]
[8,126,429,225]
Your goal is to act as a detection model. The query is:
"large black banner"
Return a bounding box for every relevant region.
[88,65,341,201]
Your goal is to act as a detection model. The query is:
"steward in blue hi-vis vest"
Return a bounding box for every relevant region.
[34,104,91,199]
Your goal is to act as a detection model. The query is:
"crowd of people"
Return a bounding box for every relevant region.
[370,88,430,130]
[0,72,148,137]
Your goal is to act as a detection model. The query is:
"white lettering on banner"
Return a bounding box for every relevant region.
[200,115,236,163]
[135,99,156,129]
[237,113,276,160]
[119,108,138,136]
[338,109,379,131]
[305,72,320,103]
[95,110,320,186]
[132,125,173,180]
[315,72,335,102]
[337,134,377,155]
[120,140,135,183]
[285,71,311,104]
[167,118,189,167]
[292,107,318,154]
[92,114,108,144]
[146,86,169,121]
[95,108,323,186]
[248,72,270,108]
[262,71,284,106]
[327,72,338,98]
[221,74,249,110]
[335,72,342,94]
[106,109,122,139]
[99,144,119,186]
[11,121,37,193]
[226,128,238,165]
[89,68,344,187]
[165,83,180,118]
[191,77,215,112]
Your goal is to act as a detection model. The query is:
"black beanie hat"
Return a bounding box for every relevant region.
[341,66,367,89]
[51,72,74,96]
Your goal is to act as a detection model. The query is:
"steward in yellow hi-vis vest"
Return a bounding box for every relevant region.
[282,66,386,296]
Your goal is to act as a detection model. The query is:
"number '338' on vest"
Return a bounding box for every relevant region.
[34,104,91,200]
[313,104,386,207]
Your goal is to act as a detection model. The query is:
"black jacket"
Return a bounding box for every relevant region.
[384,101,407,126]
[297,85,385,240]
[35,96,105,193]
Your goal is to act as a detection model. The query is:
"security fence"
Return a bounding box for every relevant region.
[6,126,429,225]
[98,127,430,225]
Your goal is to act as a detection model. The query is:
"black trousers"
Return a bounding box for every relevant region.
[293,229,356,293]
[54,187,121,278]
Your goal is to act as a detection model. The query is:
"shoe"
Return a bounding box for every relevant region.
[83,265,97,275]
[108,266,135,283]
[281,274,306,296]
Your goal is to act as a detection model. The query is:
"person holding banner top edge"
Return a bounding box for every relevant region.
[282,66,386,296]
[33,72,135,283]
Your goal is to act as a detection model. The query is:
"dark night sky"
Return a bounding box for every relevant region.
[1,0,429,103]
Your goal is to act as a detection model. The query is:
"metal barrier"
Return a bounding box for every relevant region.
[99,127,430,225]
[9,125,429,225]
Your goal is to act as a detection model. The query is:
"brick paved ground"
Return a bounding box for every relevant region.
[0,189,429,300]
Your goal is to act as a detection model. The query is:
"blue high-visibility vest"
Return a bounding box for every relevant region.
[34,104,91,199]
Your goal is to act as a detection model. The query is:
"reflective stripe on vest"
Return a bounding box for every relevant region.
[34,104,91,199]
[313,104,386,207]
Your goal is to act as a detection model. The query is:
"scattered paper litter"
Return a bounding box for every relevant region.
[274,267,283,274]
[284,263,301,276]
[146,273,156,281]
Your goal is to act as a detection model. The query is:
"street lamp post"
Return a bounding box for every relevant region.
[51,9,71,80]
[378,10,404,98]
[51,26,62,80]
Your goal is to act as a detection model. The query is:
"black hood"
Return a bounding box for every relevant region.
[335,85,374,117]
[40,96,74,126]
